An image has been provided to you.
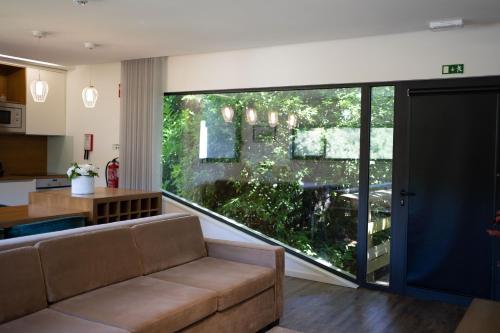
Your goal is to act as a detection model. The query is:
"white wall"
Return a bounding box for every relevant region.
[66,63,121,186]
[167,24,500,92]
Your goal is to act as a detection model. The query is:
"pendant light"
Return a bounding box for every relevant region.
[30,31,49,103]
[221,106,234,123]
[82,42,99,108]
[246,107,257,125]
[82,86,99,108]
[268,111,279,128]
[287,114,298,129]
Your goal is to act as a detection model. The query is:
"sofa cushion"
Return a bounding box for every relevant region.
[0,309,129,333]
[132,216,207,274]
[36,228,143,303]
[50,276,217,333]
[0,247,47,324]
[180,288,276,333]
[149,256,275,311]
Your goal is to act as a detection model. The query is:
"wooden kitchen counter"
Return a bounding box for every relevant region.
[0,175,66,182]
[29,187,163,225]
[0,205,89,229]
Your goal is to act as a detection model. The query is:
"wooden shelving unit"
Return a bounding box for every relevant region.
[29,187,162,225]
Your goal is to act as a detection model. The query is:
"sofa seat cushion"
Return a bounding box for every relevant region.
[149,257,275,311]
[0,309,129,333]
[50,277,217,333]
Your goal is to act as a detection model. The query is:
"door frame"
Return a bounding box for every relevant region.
[390,76,500,303]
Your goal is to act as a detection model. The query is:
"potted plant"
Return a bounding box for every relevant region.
[67,163,99,195]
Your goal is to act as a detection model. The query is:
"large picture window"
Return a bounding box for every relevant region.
[162,86,394,277]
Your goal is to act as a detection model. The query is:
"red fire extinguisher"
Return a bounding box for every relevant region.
[106,158,119,188]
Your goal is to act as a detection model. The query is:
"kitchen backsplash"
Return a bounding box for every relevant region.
[0,134,47,176]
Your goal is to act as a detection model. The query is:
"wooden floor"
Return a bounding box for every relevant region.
[280,277,466,333]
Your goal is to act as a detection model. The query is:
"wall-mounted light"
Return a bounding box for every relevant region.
[268,111,278,128]
[246,107,257,125]
[221,106,234,123]
[287,114,298,129]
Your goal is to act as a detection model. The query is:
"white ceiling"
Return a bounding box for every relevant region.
[1,0,499,66]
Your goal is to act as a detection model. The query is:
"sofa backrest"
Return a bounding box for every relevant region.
[132,215,207,274]
[36,228,143,303]
[0,213,190,252]
[0,247,47,324]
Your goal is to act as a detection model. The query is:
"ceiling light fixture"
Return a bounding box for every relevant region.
[82,42,99,108]
[73,0,89,6]
[30,31,49,103]
[0,54,63,68]
[221,106,234,123]
[268,111,278,128]
[245,107,257,125]
[429,18,464,31]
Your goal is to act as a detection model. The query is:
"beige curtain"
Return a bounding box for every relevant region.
[119,57,165,191]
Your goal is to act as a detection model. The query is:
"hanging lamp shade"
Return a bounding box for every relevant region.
[30,78,49,103]
[287,114,298,129]
[82,85,99,108]
[268,111,279,128]
[221,106,234,123]
[246,107,257,125]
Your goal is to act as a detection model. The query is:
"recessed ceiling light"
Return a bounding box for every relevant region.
[84,42,97,50]
[429,18,464,31]
[32,30,47,39]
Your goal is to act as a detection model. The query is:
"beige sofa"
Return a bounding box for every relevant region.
[0,214,284,333]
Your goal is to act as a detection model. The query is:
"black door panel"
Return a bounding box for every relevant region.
[406,90,498,298]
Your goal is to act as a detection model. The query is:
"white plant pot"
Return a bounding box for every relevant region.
[71,176,95,195]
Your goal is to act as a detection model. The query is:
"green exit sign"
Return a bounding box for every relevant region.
[442,64,464,75]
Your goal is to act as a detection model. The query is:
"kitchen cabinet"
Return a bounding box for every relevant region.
[0,65,26,104]
[25,67,66,135]
[0,179,36,205]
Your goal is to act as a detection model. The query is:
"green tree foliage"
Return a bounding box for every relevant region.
[162,87,394,275]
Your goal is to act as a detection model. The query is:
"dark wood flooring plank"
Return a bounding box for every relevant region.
[280,277,466,333]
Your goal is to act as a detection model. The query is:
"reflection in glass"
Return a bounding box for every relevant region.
[221,106,234,123]
[163,88,361,276]
[366,86,395,285]
[287,114,298,129]
[325,128,360,159]
[292,128,324,158]
[268,111,279,128]
[199,121,208,159]
[246,107,257,125]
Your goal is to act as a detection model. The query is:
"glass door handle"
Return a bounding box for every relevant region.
[400,190,416,197]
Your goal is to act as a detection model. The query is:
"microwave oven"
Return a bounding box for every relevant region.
[0,102,25,133]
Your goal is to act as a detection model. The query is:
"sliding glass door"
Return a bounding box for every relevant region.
[366,86,395,285]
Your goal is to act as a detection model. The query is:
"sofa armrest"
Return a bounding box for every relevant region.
[204,238,285,319]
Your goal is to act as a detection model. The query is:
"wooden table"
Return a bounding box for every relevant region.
[0,205,89,229]
[29,187,162,225]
